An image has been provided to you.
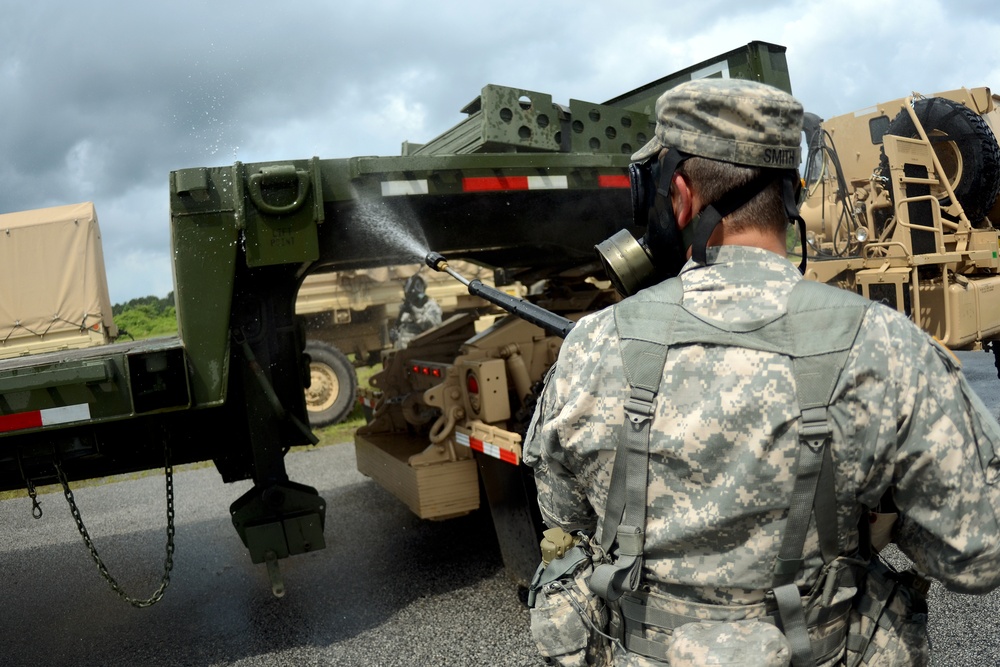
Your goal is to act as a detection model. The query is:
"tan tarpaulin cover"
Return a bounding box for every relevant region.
[0,201,118,348]
[296,260,496,314]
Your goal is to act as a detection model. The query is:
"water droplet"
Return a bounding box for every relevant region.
[346,186,430,261]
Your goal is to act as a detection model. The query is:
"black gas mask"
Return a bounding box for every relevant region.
[596,150,691,297]
[403,274,429,307]
[596,149,807,298]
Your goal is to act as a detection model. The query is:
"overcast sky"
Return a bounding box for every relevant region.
[2,0,999,304]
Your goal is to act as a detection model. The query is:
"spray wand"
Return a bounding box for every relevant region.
[424,252,575,339]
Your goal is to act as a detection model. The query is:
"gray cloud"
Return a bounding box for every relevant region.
[1,1,999,303]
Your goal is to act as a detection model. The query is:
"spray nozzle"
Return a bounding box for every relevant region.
[425,251,470,286]
[425,252,448,272]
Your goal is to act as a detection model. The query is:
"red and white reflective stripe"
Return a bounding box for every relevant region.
[381,179,429,197]
[455,430,518,465]
[0,404,92,434]
[462,175,568,192]
[598,174,630,188]
[358,395,378,409]
[381,172,627,196]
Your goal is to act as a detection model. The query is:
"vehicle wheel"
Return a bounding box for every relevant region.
[878,97,1000,224]
[304,341,358,427]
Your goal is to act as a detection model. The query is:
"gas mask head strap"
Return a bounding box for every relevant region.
[644,148,690,245]
[688,170,775,265]
[654,148,689,198]
[781,173,808,273]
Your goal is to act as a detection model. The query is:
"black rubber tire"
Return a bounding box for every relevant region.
[879,97,1000,224]
[303,341,358,428]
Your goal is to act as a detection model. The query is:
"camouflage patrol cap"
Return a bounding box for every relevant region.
[631,78,803,169]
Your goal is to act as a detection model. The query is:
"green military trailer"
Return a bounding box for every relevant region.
[0,42,793,597]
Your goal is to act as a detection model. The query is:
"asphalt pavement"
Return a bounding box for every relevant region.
[0,444,539,667]
[1,351,1000,666]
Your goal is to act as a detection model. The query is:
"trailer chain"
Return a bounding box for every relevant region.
[55,445,176,608]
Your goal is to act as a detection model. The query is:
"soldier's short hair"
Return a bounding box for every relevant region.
[678,157,787,235]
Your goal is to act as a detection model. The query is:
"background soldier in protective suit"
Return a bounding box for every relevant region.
[523,78,1000,666]
[389,273,442,349]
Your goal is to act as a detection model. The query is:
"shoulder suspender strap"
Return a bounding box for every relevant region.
[775,280,871,580]
[771,281,871,667]
[592,281,679,602]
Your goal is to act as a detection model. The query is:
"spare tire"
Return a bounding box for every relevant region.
[878,97,1000,224]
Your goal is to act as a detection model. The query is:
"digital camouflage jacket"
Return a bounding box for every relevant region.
[524,245,1000,604]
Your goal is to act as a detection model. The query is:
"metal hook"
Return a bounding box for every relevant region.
[16,450,43,519]
[27,478,42,519]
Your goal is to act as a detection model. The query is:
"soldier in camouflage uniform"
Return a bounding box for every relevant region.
[523,78,1000,666]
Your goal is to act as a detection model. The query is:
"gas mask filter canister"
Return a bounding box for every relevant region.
[596,150,691,297]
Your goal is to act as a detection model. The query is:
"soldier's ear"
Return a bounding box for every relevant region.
[671,172,698,230]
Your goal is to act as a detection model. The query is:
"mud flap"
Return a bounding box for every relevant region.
[476,453,545,587]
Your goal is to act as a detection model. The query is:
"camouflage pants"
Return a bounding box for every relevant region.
[608,588,798,667]
[532,556,928,667]
[845,559,929,667]
[529,560,614,666]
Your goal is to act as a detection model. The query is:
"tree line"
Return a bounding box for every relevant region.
[113,293,178,339]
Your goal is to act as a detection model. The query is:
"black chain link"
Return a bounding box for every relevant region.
[55,445,176,608]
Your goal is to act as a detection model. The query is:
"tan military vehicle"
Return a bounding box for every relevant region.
[0,202,118,359]
[294,261,509,426]
[800,87,1000,350]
